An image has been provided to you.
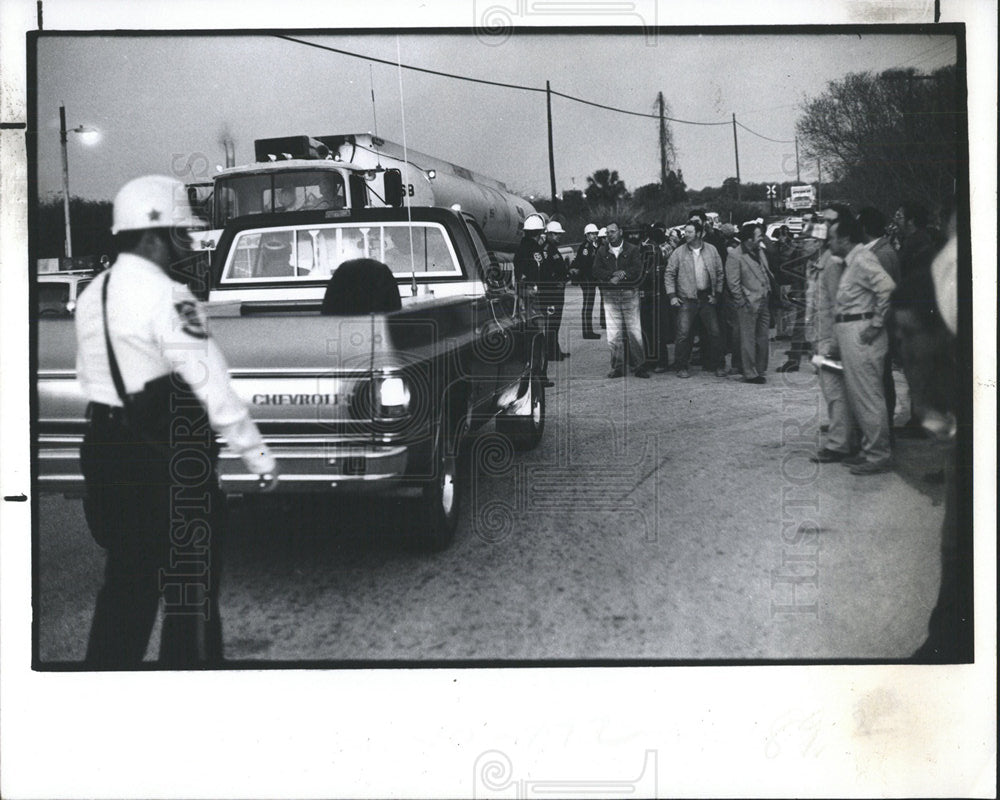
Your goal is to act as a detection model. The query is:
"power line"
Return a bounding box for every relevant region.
[734,120,795,144]
[274,34,545,94]
[550,88,729,126]
[887,39,955,72]
[276,34,733,128]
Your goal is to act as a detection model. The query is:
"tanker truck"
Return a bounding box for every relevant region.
[205,133,536,258]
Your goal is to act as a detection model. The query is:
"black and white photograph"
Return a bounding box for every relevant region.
[1,0,996,797]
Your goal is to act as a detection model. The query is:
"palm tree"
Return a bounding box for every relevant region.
[584,169,629,206]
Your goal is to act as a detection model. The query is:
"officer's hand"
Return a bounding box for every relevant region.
[859,325,881,345]
[257,471,280,492]
[670,297,682,308]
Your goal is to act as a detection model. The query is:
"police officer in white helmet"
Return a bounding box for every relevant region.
[570,223,602,339]
[542,219,571,360]
[75,174,279,667]
[513,214,553,386]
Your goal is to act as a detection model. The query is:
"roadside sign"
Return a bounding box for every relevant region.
[766,184,777,198]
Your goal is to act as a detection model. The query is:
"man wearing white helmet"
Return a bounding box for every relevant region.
[541,219,571,361]
[570,223,601,339]
[75,174,278,666]
[513,214,553,386]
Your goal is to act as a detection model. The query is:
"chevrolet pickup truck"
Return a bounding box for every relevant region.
[36,206,547,550]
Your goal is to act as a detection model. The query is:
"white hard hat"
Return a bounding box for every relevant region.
[522,215,545,232]
[583,223,599,235]
[598,227,607,237]
[111,175,206,235]
[545,220,565,234]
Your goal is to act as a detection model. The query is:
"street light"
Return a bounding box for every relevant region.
[59,104,99,259]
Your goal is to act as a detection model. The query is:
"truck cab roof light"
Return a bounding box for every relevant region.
[426,169,436,180]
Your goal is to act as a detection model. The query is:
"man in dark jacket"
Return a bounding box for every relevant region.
[894,201,936,279]
[592,221,649,378]
[637,223,671,372]
[570,222,601,339]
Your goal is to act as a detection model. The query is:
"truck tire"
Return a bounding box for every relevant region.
[495,375,545,451]
[410,403,468,552]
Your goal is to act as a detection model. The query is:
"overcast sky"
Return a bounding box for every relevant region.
[35,30,957,203]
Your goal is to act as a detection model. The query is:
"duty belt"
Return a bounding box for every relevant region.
[86,401,126,425]
[835,312,875,323]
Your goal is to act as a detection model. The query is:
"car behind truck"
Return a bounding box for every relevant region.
[36,206,547,551]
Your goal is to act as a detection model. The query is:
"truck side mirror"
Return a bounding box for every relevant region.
[383,169,405,207]
[484,267,504,291]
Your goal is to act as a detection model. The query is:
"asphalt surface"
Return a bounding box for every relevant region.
[35,290,949,663]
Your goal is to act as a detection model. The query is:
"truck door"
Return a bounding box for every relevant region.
[465,219,526,397]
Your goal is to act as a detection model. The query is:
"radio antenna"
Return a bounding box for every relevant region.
[396,35,418,297]
[369,64,383,171]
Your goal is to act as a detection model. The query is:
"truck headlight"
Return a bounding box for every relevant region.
[376,376,411,418]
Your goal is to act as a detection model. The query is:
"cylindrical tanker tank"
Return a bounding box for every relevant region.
[316,133,536,254]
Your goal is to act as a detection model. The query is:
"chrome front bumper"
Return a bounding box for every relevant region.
[36,433,412,496]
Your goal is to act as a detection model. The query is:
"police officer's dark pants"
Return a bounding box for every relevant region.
[522,292,549,376]
[551,284,567,354]
[581,282,598,336]
[81,411,226,667]
[674,291,723,371]
[538,286,564,359]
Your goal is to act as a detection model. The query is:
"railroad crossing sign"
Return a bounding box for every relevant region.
[766,184,778,198]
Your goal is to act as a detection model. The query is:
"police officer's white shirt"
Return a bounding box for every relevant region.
[75,253,276,474]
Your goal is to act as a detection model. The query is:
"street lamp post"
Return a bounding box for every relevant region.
[59,104,73,259]
[59,104,99,260]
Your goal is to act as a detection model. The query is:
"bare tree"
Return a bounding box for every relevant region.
[796,65,961,217]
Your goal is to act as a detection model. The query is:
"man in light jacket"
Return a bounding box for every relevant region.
[664,219,727,378]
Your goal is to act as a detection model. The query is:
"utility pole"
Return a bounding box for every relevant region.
[731,113,741,201]
[546,80,558,212]
[794,137,801,183]
[657,91,668,185]
[816,158,821,210]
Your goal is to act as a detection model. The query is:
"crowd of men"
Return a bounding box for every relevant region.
[514,202,953,479]
[515,200,964,660]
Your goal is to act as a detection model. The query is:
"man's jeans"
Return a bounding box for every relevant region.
[674,291,724,371]
[603,287,644,371]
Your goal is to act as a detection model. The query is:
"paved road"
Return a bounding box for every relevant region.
[35,291,949,663]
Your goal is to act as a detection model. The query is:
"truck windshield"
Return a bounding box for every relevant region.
[220,222,461,282]
[213,170,347,227]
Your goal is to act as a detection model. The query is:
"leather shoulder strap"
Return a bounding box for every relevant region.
[100,271,128,403]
